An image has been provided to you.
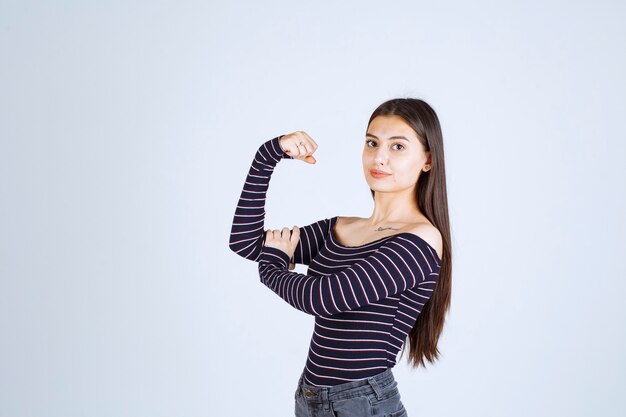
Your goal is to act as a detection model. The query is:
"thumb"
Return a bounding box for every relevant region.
[290,225,300,245]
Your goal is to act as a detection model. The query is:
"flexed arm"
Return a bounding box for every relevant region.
[228,132,327,265]
[258,229,442,317]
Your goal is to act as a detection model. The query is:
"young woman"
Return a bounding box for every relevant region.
[229,98,452,417]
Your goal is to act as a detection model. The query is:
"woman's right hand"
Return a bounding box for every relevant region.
[279,131,318,164]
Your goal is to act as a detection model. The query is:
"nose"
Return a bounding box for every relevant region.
[373,147,388,165]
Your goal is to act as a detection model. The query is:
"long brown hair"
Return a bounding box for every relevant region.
[367,98,452,368]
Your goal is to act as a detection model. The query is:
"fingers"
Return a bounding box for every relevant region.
[298,140,316,164]
[301,131,318,148]
[264,227,299,243]
[265,227,292,241]
[298,141,310,156]
[264,226,300,261]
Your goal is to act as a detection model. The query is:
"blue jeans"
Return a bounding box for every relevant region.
[294,368,408,417]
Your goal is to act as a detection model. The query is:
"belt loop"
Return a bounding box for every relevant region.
[367,376,383,400]
[322,388,330,411]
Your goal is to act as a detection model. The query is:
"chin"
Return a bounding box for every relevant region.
[368,185,389,193]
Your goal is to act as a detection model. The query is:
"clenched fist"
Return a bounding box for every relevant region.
[279,131,318,164]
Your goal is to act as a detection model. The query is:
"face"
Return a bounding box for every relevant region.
[362,115,431,194]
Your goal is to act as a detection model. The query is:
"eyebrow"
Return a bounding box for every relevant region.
[365,133,411,142]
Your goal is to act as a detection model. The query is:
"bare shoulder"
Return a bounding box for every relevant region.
[334,216,367,244]
[335,215,361,229]
[336,215,360,224]
[407,222,443,261]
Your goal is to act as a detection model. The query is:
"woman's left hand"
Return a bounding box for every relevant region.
[264,226,300,263]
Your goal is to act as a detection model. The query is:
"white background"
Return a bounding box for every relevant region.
[1,1,625,416]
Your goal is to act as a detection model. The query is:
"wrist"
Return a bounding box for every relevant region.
[272,135,293,160]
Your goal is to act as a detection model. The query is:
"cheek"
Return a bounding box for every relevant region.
[362,153,373,168]
[399,161,422,182]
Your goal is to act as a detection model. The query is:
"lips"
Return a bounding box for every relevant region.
[370,169,391,178]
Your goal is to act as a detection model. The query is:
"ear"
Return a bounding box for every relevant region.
[424,152,432,170]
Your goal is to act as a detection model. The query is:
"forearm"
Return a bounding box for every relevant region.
[257,235,440,317]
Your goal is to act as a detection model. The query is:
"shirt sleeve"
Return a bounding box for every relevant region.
[228,135,331,266]
[257,234,441,317]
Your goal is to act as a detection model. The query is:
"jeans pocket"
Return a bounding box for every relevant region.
[368,388,407,417]
[330,395,373,417]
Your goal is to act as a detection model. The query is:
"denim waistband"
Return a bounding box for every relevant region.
[296,368,397,403]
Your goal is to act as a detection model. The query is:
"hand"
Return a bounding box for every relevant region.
[264,226,300,262]
[279,131,318,164]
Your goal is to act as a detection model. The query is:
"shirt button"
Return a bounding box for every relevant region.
[304,389,313,398]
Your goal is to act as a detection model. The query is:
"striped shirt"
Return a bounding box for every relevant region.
[229,135,442,387]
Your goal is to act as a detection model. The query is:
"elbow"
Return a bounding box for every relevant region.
[229,239,256,261]
[229,235,264,261]
[228,239,238,254]
[228,238,240,255]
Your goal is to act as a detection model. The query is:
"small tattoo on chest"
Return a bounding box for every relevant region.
[375,226,400,232]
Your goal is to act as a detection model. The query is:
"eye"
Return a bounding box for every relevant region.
[392,143,405,151]
[365,139,376,147]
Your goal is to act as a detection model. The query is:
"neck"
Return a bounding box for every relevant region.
[367,185,421,227]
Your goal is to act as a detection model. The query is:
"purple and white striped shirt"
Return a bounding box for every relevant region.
[229,135,441,387]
